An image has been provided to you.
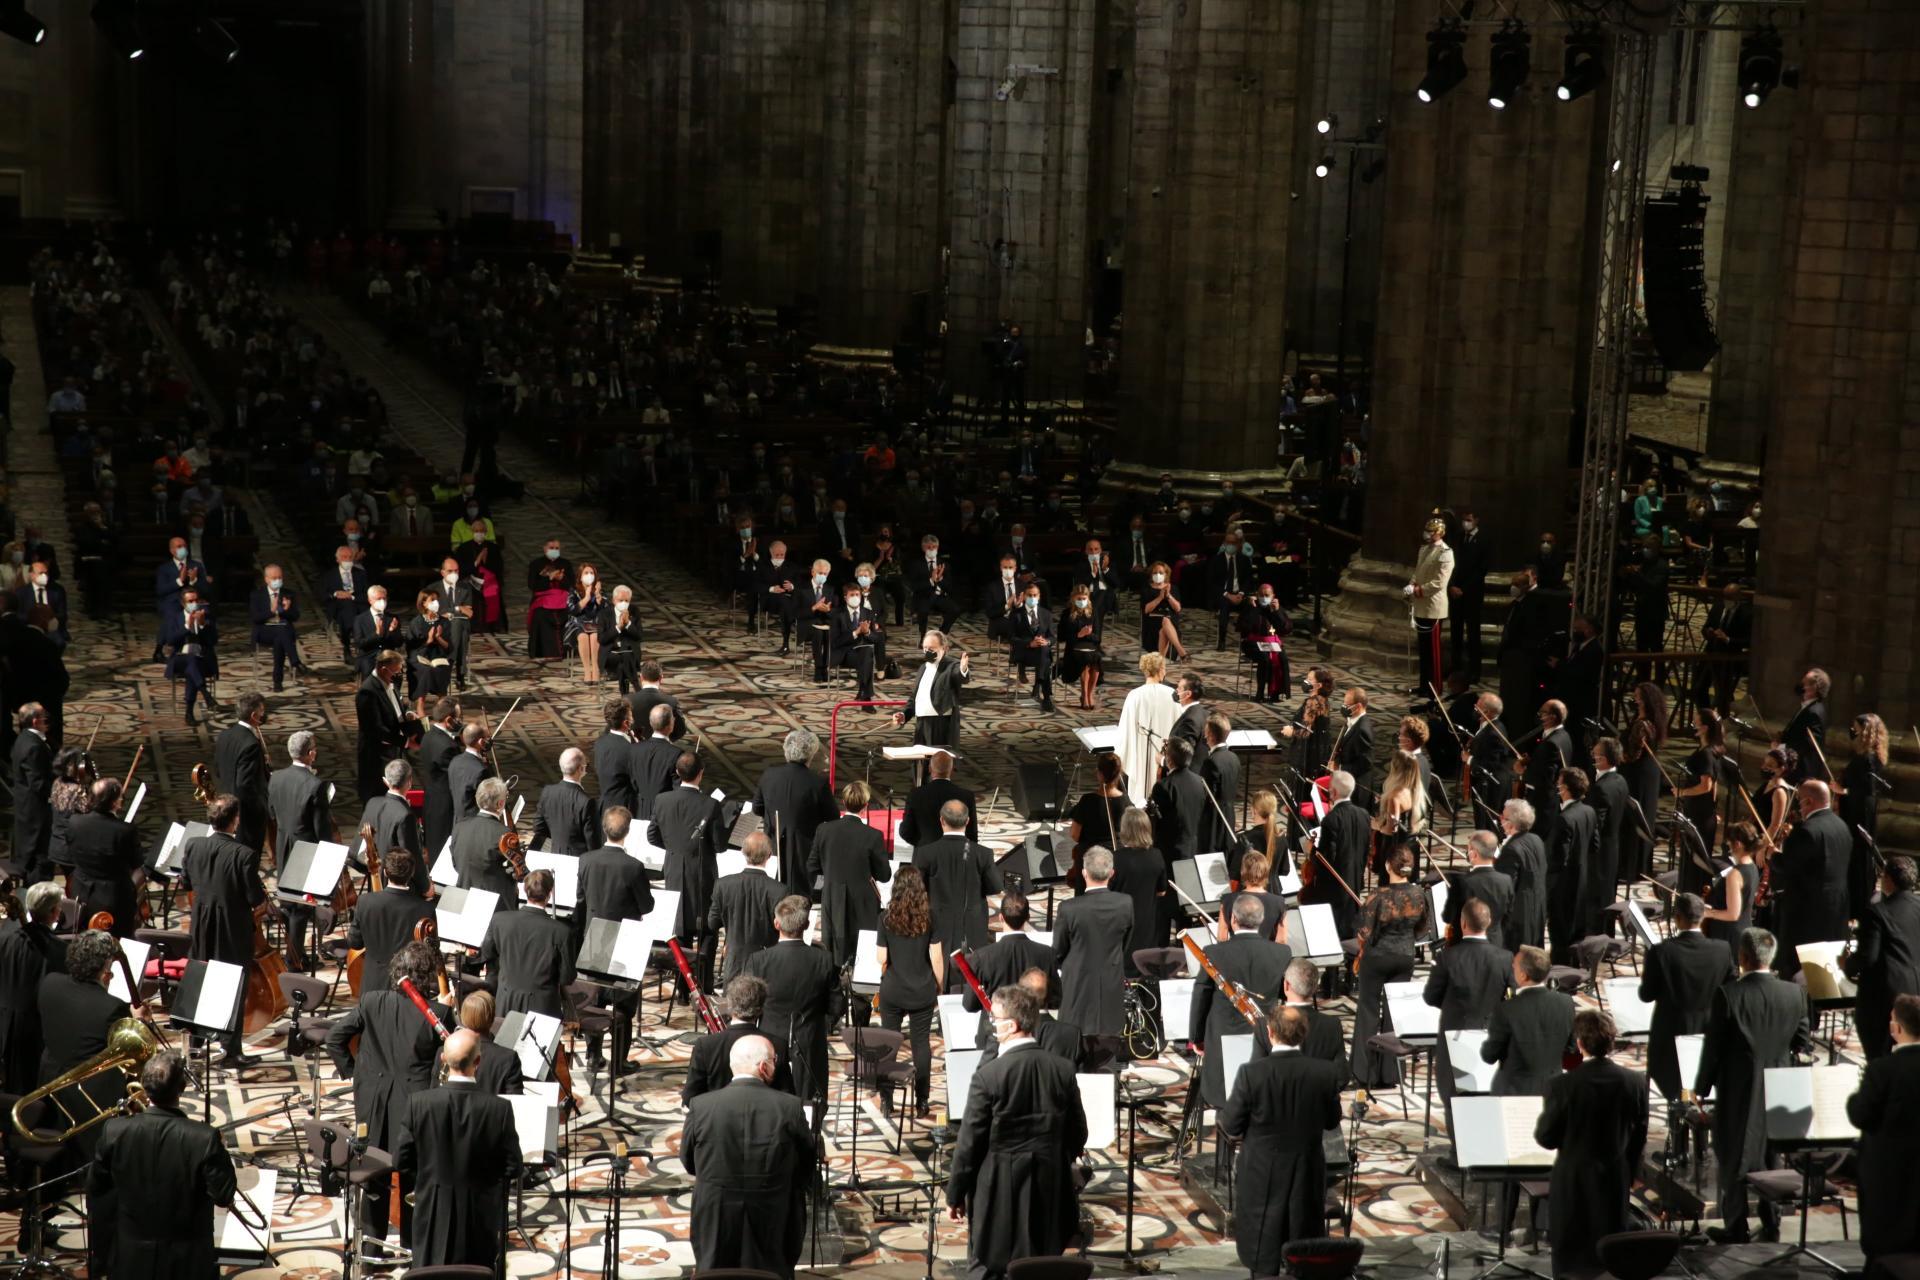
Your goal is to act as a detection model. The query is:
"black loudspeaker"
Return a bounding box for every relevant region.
[1641,186,1720,371]
[1011,761,1064,820]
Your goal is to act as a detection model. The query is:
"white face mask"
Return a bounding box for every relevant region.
[857,574,873,588]
[1001,569,1014,581]
[1259,595,1273,606]
[444,573,459,588]
[581,574,595,586]
[32,573,48,587]
[267,579,282,592]
[1073,598,1089,610]
[1151,573,1166,585]
[426,599,440,614]
[615,600,629,614]
[770,557,785,568]
[371,600,385,614]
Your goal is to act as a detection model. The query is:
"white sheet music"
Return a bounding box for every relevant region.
[194,959,246,1033]
[506,1011,563,1082]
[1623,900,1660,949]
[521,852,579,910]
[1159,978,1196,1033]
[1453,1094,1555,1168]
[124,782,147,826]
[938,994,980,1048]
[623,826,667,874]
[882,745,952,761]
[1764,1063,1863,1143]
[853,929,883,986]
[1444,1029,1498,1093]
[435,886,498,948]
[635,890,680,954]
[1428,882,1451,942]
[1225,729,1278,751]
[1276,852,1303,896]
[505,1093,559,1160]
[715,848,782,882]
[213,1166,274,1256]
[154,822,188,875]
[107,937,152,1004]
[1073,725,1122,754]
[1384,980,1440,1039]
[1796,941,1853,1001]
[1194,852,1232,898]
[1674,1033,1711,1100]
[1600,976,1656,1037]
[1296,901,1342,958]
[1220,1033,1256,1098]
[946,1047,984,1118]
[1028,929,1054,948]
[510,795,526,827]
[1078,1072,1117,1149]
[288,840,349,897]
[431,837,456,886]
[1179,927,1213,976]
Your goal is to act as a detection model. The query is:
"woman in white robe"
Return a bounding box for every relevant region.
[1116,651,1179,808]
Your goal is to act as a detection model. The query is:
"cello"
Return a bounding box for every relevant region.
[242,901,290,1035]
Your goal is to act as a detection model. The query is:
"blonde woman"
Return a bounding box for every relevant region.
[1117,651,1179,807]
[1140,559,1188,660]
[1371,749,1428,886]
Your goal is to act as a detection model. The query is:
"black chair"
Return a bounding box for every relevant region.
[1006,1257,1094,1280]
[1277,1235,1365,1280]
[1747,1152,1851,1241]
[1595,1229,1683,1280]
[0,1094,76,1277]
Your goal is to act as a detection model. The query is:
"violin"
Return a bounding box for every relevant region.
[190,762,216,806]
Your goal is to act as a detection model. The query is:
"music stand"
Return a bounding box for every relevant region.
[170,959,248,1121]
[1452,1094,1556,1280]
[1759,1063,1861,1275]
[575,910,673,1123]
[276,839,350,908]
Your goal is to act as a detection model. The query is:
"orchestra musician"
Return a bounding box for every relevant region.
[1779,667,1830,782]
[740,896,840,1109]
[452,777,518,915]
[355,650,413,804]
[9,702,54,886]
[752,728,837,899]
[1847,994,1920,1261]
[651,752,725,990]
[1053,846,1133,1050]
[1303,771,1369,942]
[448,723,493,827]
[65,778,143,938]
[912,800,1004,987]
[1534,1010,1648,1278]
[682,1034,815,1280]
[347,846,433,997]
[632,704,684,817]
[1494,799,1547,951]
[1423,897,1513,1117]
[269,731,333,968]
[1149,738,1208,861]
[1189,892,1291,1109]
[213,694,270,852]
[808,781,892,990]
[481,868,573,1017]
[1546,769,1598,966]
[37,930,131,1153]
[1770,780,1852,979]
[1443,831,1514,950]
[325,940,454,1251]
[710,832,785,984]
[682,975,796,1105]
[961,892,1058,1049]
[575,806,653,1074]
[395,1028,522,1272]
[533,748,599,856]
[592,699,641,819]
[1843,856,1920,1060]
[180,795,266,1064]
[1639,892,1732,1154]
[1519,700,1573,812]
[360,760,423,859]
[248,563,306,691]
[1198,712,1242,857]
[1839,713,1890,920]
[1332,688,1376,802]
[455,990,526,1095]
[0,881,65,1095]
[1480,944,1574,1094]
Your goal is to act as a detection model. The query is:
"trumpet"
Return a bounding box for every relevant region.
[12,1016,161,1143]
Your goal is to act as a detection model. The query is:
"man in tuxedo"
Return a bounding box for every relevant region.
[1197,713,1243,855]
[1078,538,1119,620]
[1220,1005,1343,1278]
[1480,944,1573,1094]
[892,630,969,748]
[1448,509,1489,681]
[948,983,1087,1280]
[319,544,369,663]
[593,699,641,817]
[451,777,517,913]
[790,562,837,684]
[1052,847,1134,1048]
[1534,1010,1649,1279]
[1204,530,1255,649]
[682,975,796,1104]
[1333,688,1377,800]
[907,535,960,635]
[354,650,412,803]
[7,702,52,884]
[1844,856,1920,1059]
[352,585,406,679]
[896,749,977,846]
[1167,674,1209,754]
[962,892,1058,1046]
[1770,779,1852,978]
[1280,957,1347,1079]
[66,780,143,938]
[572,806,653,1071]
[248,564,306,691]
[809,782,892,988]
[1495,799,1548,950]
[981,966,1081,1064]
[1008,581,1056,712]
[346,846,434,998]
[981,554,1027,646]
[1638,892,1733,1107]
[1780,667,1830,782]
[651,753,724,991]
[1423,898,1513,1109]
[269,731,333,965]
[1847,993,1920,1260]
[179,795,267,1063]
[683,1034,815,1279]
[1697,928,1812,1243]
[447,723,493,827]
[418,698,462,860]
[480,869,574,1017]
[1521,699,1574,812]
[1305,771,1370,939]
[628,659,686,741]
[1546,768,1598,965]
[1693,583,1751,715]
[89,1050,237,1279]
[1586,737,1636,931]
[756,540,801,654]
[1149,738,1208,860]
[632,704,684,820]
[1189,893,1292,1107]
[741,896,841,1107]
[395,1029,521,1271]
[1444,830,1515,949]
[828,580,880,701]
[212,694,270,851]
[1555,615,1605,758]
[426,559,477,690]
[913,800,1004,976]
[533,747,598,855]
[709,832,785,983]
[153,536,211,663]
[752,728,837,898]
[159,587,220,726]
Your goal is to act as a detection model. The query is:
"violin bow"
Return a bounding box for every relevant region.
[84,711,107,756]
[122,743,145,794]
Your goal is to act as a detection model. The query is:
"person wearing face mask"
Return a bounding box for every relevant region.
[1496,569,1554,738]
[13,560,68,649]
[449,491,494,549]
[863,527,907,628]
[818,499,860,575]
[784,558,835,684]
[1533,531,1567,591]
[980,554,1027,647]
[405,591,456,718]
[731,515,766,635]
[1139,560,1188,661]
[1616,536,1669,660]
[320,544,370,664]
[425,558,476,690]
[1405,518,1455,699]
[1694,583,1751,716]
[352,586,405,679]
[851,563,899,679]
[1449,509,1489,681]
[390,484,433,538]
[1239,581,1292,702]
[525,540,574,660]
[604,585,644,692]
[1008,583,1057,713]
[160,588,221,726]
[1059,585,1104,711]
[998,523,1037,582]
[829,583,880,701]
[247,564,306,692]
[893,631,972,748]
[153,536,210,664]
[907,535,959,637]
[754,539,798,654]
[1207,530,1254,651]
[566,563,610,684]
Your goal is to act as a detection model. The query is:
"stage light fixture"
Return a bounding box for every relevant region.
[193,17,237,63]
[0,3,46,46]
[92,0,142,59]
[1555,28,1603,102]
[1487,21,1530,110]
[1314,153,1335,179]
[1316,112,1338,135]
[1416,20,1467,104]
[1738,26,1797,108]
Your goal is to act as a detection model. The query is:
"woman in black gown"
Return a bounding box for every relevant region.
[1620,682,1668,878]
[1671,709,1727,895]
[1838,713,1889,920]
[875,866,943,1117]
[1058,585,1105,710]
[1349,839,1431,1089]
[1067,753,1135,885]
[1702,820,1761,953]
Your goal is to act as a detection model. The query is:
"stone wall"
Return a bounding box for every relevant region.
[0,20,132,221]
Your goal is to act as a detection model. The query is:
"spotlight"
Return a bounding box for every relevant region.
[92,0,142,59]
[1416,20,1466,104]
[0,3,45,46]
[1314,153,1335,179]
[1316,112,1338,135]
[1487,21,1530,110]
[1555,27,1604,102]
[1738,27,1797,108]
[193,17,238,64]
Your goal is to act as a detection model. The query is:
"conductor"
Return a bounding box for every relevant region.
[893,629,970,747]
[948,983,1087,1280]
[682,1034,815,1279]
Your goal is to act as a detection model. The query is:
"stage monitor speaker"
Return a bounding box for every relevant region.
[1642,189,1720,372]
[1011,761,1063,821]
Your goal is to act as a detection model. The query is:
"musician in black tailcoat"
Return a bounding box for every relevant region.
[37,930,130,1138]
[532,748,599,855]
[808,782,891,972]
[1422,898,1512,1106]
[911,800,1004,974]
[1770,780,1852,978]
[710,833,785,983]
[480,870,574,1017]
[1847,993,1920,1260]
[1443,831,1515,950]
[1546,768,1598,965]
[893,629,970,748]
[358,760,423,859]
[1149,738,1208,861]
[896,751,977,846]
[1306,771,1371,938]
[948,984,1087,1280]
[1220,1006,1343,1279]
[1480,945,1573,1094]
[681,975,795,1105]
[628,661,686,742]
[354,652,412,804]
[1168,674,1209,755]
[1780,667,1830,782]
[741,896,840,1106]
[963,893,1058,1051]
[573,807,654,1070]
[752,729,838,898]
[0,883,61,1095]
[418,700,462,859]
[179,796,265,1062]
[212,695,269,851]
[631,705,684,820]
[396,1029,521,1272]
[650,753,724,991]
[1535,1010,1648,1279]
[451,778,516,915]
[1280,958,1348,1081]
[683,1034,815,1279]
[1494,799,1548,950]
[89,1052,237,1280]
[1332,689,1377,802]
[1586,737,1635,931]
[65,779,142,938]
[1520,700,1574,813]
[1052,847,1134,1042]
[1638,892,1732,1102]
[1198,714,1243,855]
[447,725,493,827]
[1467,693,1516,829]
[347,848,434,999]
[1843,857,1920,1060]
[324,941,453,1245]
[1189,894,1292,1107]
[1696,928,1812,1243]
[592,699,641,817]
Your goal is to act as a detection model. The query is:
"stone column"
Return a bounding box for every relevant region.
[814,0,953,351]
[61,16,125,220]
[1115,0,1310,475]
[946,0,1099,403]
[526,0,585,240]
[1323,0,1601,672]
[386,0,439,228]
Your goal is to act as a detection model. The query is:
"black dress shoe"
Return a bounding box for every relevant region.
[1705,1225,1751,1245]
[884,661,901,680]
[778,645,791,657]
[1041,698,1055,713]
[184,708,198,726]
[612,1061,641,1078]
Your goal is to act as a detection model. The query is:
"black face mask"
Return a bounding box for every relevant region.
[1793,683,1804,698]
[923,648,939,661]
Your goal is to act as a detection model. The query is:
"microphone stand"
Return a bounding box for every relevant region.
[598,1144,631,1280]
[1341,1088,1370,1235]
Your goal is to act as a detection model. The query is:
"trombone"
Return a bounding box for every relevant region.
[11,1016,161,1143]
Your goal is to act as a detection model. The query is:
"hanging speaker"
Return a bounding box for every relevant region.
[1641,183,1720,372]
